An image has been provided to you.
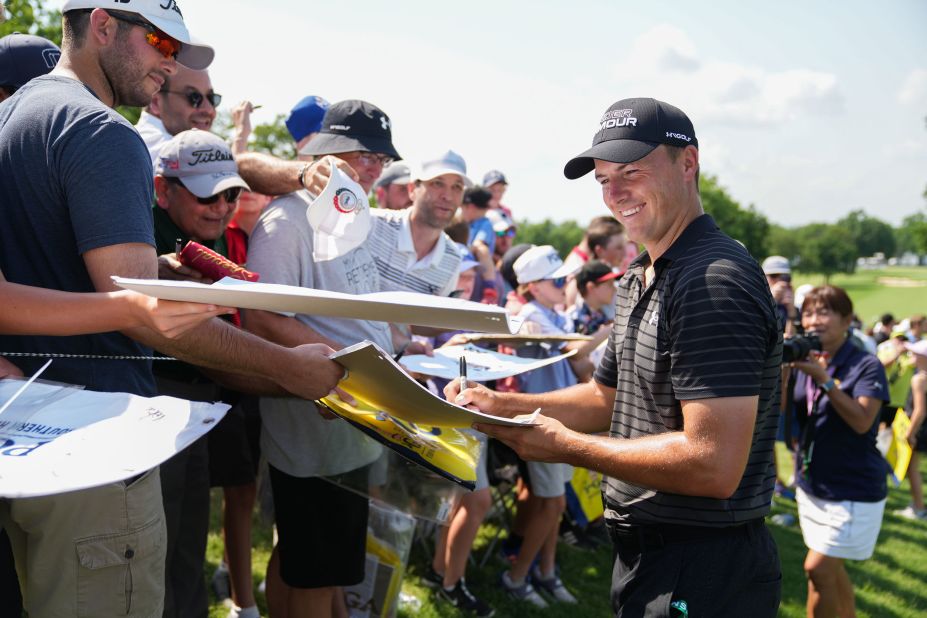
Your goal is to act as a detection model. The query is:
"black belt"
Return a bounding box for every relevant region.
[607,519,763,552]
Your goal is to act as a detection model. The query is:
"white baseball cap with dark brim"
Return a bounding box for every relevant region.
[62,0,214,70]
[155,129,249,198]
[564,97,697,180]
[513,245,579,285]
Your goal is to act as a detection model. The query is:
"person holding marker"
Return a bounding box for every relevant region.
[447,98,783,617]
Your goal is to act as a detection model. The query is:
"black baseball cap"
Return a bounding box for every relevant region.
[299,99,401,161]
[500,243,533,290]
[575,259,621,291]
[0,33,60,90]
[564,97,697,179]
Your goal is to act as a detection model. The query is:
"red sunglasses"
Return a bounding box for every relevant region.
[106,11,181,61]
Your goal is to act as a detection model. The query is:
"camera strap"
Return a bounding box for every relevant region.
[798,373,828,482]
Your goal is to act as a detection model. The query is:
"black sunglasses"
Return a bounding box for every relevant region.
[167,177,241,204]
[162,89,222,109]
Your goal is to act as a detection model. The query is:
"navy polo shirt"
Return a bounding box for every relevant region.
[596,214,782,528]
[793,338,889,502]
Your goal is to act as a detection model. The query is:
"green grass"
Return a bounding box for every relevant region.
[206,456,927,617]
[792,266,927,327]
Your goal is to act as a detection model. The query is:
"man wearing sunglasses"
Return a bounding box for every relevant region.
[138,64,222,162]
[0,3,345,617]
[151,128,255,618]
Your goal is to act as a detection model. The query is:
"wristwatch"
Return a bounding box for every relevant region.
[819,378,836,393]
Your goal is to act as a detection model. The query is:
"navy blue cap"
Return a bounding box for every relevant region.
[0,33,60,89]
[564,97,697,179]
[300,99,401,161]
[286,95,329,143]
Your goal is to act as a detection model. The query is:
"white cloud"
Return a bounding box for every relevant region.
[897,68,927,105]
[612,25,844,128]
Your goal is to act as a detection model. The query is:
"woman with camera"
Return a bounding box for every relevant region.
[790,285,889,618]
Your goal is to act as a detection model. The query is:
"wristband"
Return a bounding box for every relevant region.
[297,162,311,190]
[819,378,836,393]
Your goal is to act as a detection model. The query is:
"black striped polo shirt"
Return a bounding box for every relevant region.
[594,214,782,528]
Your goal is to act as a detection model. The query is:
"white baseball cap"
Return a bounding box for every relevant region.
[513,245,578,285]
[62,0,214,70]
[306,157,372,261]
[155,129,249,198]
[414,150,472,185]
[761,255,791,275]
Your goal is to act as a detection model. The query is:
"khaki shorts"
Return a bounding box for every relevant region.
[0,468,166,617]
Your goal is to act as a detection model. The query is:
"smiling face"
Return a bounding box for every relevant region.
[152,66,217,134]
[156,176,238,242]
[593,145,700,259]
[98,13,176,107]
[412,174,466,230]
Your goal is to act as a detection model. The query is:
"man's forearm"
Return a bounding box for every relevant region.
[560,430,735,498]
[125,318,287,386]
[236,152,302,196]
[496,381,612,433]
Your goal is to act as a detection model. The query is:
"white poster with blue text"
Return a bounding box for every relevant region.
[0,378,229,498]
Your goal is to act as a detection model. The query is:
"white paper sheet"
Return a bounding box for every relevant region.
[0,379,229,498]
[113,277,524,334]
[400,344,577,381]
[329,341,539,428]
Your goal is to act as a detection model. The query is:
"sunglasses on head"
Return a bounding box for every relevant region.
[162,89,222,109]
[105,11,181,61]
[167,177,242,204]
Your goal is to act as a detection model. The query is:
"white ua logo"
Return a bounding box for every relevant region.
[648,311,659,326]
[380,116,390,131]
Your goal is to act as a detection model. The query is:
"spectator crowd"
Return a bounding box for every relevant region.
[0,7,924,618]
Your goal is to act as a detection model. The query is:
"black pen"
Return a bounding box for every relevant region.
[459,356,469,392]
[175,238,182,256]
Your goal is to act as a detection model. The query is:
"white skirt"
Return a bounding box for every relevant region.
[796,487,885,560]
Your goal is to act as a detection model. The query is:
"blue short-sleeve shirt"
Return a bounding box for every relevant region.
[793,338,889,502]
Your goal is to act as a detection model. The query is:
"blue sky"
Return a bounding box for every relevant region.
[46,0,927,227]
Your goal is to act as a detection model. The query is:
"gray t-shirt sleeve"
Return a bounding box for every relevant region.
[56,118,155,254]
[248,200,313,288]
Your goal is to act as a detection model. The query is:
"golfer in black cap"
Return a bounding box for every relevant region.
[449,98,782,616]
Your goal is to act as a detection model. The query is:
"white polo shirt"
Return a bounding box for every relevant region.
[135,110,171,164]
[368,208,461,298]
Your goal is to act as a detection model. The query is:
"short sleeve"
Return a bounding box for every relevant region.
[668,259,776,400]
[247,200,312,317]
[593,323,619,389]
[57,118,155,253]
[849,354,889,403]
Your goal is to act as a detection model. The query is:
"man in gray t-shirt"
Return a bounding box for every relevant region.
[243,98,401,613]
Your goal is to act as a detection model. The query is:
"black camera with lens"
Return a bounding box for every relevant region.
[781,333,822,363]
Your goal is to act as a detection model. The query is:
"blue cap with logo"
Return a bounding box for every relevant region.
[0,33,60,90]
[286,95,330,143]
